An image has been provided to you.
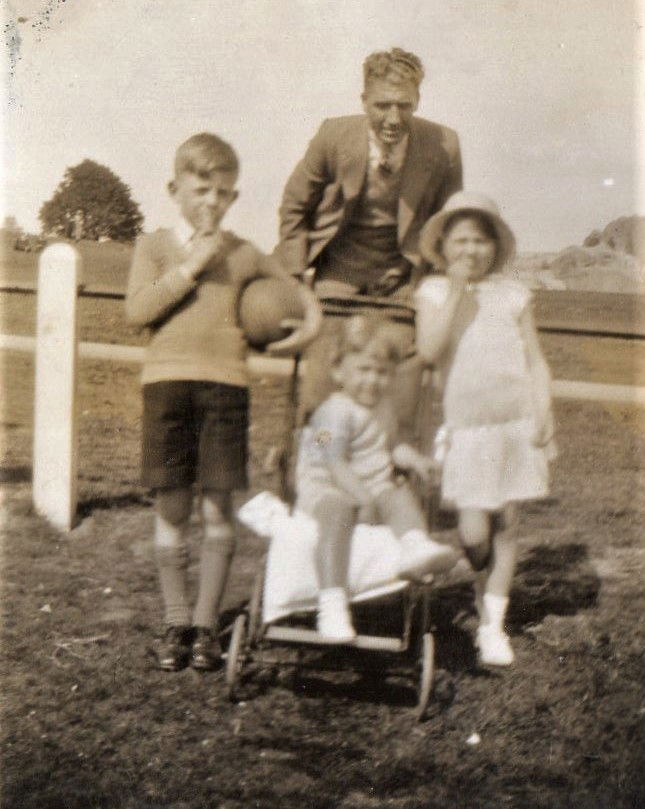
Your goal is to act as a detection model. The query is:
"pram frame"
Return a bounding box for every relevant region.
[225,294,441,721]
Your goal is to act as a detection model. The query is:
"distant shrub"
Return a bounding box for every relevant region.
[13,233,46,253]
[39,159,144,243]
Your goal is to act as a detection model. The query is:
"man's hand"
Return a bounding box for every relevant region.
[365,266,409,297]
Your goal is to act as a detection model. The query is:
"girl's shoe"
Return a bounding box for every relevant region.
[317,588,357,643]
[476,625,515,666]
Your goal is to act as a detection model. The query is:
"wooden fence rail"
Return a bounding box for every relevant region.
[2,245,644,531]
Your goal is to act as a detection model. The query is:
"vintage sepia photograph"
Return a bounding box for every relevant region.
[1,1,643,807]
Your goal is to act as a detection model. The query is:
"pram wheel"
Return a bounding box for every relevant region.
[225,613,247,701]
[414,631,435,721]
[247,571,264,646]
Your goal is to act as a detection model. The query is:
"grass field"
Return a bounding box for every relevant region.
[0,236,132,290]
[1,271,644,808]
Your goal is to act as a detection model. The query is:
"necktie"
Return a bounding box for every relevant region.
[379,146,393,174]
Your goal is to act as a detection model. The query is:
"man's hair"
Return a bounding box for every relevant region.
[174,132,239,178]
[333,314,404,366]
[363,47,424,89]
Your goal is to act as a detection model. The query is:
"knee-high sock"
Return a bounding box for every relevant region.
[192,527,236,630]
[155,545,190,626]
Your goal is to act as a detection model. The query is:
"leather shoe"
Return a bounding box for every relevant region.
[191,627,222,671]
[154,625,192,672]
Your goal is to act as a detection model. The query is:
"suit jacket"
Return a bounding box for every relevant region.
[275,114,463,280]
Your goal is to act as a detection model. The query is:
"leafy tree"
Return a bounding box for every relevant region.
[39,159,144,242]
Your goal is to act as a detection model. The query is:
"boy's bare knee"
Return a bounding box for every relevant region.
[201,489,232,525]
[200,490,235,554]
[156,487,193,526]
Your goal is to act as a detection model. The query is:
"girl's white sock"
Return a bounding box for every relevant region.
[482,593,509,632]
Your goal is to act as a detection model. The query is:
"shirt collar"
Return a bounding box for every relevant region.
[368,129,409,172]
[173,217,196,247]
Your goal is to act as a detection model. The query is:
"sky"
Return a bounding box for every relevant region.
[2,0,641,253]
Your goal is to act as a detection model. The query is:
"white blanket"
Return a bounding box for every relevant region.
[238,491,408,624]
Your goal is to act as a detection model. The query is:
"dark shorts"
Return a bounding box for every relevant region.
[141,380,249,492]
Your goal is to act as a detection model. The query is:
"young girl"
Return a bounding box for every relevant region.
[295,314,458,642]
[415,191,556,666]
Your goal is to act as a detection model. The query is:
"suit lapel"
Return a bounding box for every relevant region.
[398,121,439,241]
[339,118,369,201]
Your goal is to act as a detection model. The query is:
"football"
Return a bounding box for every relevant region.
[238,277,306,349]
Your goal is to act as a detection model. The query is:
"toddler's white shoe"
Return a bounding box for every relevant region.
[476,625,515,667]
[397,530,458,581]
[317,587,357,643]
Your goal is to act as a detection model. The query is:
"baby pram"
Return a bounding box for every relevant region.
[226,295,445,721]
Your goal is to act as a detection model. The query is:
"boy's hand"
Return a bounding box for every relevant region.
[181,231,223,280]
[409,454,438,484]
[265,289,323,356]
[391,444,438,484]
[265,318,314,356]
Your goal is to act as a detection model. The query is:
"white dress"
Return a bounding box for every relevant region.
[415,275,556,511]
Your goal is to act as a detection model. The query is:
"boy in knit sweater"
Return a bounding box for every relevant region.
[126,133,322,671]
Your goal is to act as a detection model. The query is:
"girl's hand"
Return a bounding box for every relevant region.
[409,455,439,484]
[446,257,473,287]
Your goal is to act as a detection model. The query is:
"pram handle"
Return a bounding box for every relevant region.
[301,266,416,323]
[319,295,415,325]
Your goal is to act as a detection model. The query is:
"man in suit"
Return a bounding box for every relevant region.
[276,47,463,425]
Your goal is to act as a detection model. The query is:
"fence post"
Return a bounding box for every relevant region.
[33,243,80,531]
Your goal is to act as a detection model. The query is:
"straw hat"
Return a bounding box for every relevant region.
[418,191,516,272]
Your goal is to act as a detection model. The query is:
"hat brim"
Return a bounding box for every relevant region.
[419,204,516,273]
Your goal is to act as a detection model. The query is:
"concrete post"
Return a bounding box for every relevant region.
[33,243,80,531]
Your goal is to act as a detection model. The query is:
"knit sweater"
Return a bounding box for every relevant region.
[126,228,279,387]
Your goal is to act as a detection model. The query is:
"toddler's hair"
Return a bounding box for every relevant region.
[174,132,239,179]
[442,210,498,243]
[332,314,404,366]
[363,47,424,89]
